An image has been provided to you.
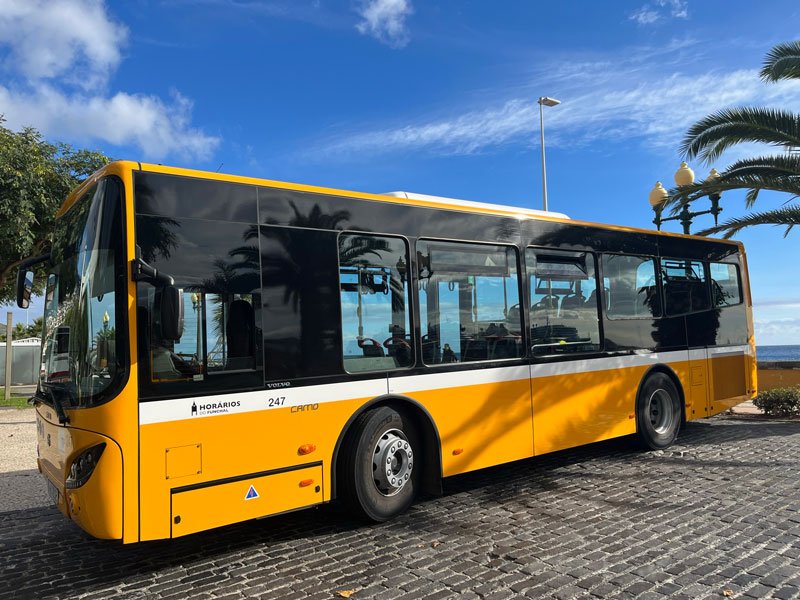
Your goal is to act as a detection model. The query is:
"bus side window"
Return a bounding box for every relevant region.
[602,254,661,318]
[709,263,742,306]
[417,241,522,365]
[135,215,263,395]
[661,259,711,315]
[338,234,412,373]
[527,249,601,356]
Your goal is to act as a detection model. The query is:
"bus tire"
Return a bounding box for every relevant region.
[341,406,419,522]
[636,372,682,450]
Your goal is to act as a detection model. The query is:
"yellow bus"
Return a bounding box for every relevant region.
[18,161,757,542]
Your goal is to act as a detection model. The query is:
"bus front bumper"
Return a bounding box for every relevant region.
[37,410,124,540]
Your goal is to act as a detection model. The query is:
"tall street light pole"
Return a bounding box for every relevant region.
[538,96,561,212]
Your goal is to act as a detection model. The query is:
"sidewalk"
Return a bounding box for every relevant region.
[729,399,762,415]
[0,409,48,513]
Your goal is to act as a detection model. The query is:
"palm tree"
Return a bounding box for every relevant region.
[667,40,800,238]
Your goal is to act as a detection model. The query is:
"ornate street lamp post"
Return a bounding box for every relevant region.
[649,162,723,234]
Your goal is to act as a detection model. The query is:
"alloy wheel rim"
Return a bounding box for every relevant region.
[372,429,413,497]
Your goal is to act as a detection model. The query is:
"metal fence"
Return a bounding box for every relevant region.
[0,344,41,385]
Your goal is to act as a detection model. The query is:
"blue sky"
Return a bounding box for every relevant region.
[2,0,800,344]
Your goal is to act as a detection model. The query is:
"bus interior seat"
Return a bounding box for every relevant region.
[531,295,559,318]
[586,288,608,310]
[385,337,412,366]
[688,280,709,311]
[665,281,691,314]
[490,337,518,359]
[462,339,488,361]
[560,293,585,310]
[359,339,385,358]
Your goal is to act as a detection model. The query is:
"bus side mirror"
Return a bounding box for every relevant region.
[16,269,34,309]
[156,285,184,341]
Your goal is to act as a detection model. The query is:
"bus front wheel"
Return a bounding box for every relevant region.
[341,406,419,522]
[636,372,682,450]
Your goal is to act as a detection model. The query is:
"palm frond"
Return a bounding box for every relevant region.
[680,107,800,163]
[696,205,800,238]
[760,40,800,82]
[665,172,800,211]
[744,187,760,207]
[722,154,800,178]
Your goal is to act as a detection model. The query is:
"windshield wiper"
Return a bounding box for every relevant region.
[38,385,70,425]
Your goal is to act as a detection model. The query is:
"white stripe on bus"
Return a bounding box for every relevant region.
[138,345,750,425]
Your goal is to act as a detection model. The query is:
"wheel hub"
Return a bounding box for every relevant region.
[649,388,674,434]
[372,429,413,497]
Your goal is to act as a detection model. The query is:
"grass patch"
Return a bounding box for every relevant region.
[0,394,33,408]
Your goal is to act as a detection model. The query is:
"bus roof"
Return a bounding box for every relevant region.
[59,161,742,248]
[383,191,571,220]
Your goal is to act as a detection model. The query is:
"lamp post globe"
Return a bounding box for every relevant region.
[649,181,669,208]
[674,161,695,187]
[649,181,669,231]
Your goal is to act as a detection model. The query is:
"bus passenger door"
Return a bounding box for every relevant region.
[708,346,750,415]
[403,241,534,477]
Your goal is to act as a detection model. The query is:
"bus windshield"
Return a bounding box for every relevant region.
[39,177,127,408]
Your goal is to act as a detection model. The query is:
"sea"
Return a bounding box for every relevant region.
[757,345,800,362]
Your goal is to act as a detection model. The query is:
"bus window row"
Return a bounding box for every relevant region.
[337,236,744,370]
[135,221,744,387]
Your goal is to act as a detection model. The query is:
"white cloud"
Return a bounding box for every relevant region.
[317,62,800,159]
[629,7,661,25]
[0,0,126,89]
[0,85,219,161]
[355,0,413,48]
[0,0,218,161]
[629,1,688,26]
[754,317,800,346]
[661,0,689,19]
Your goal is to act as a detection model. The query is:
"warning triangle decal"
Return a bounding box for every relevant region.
[244,485,259,500]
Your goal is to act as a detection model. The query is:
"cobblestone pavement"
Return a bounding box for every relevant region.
[1,416,799,600]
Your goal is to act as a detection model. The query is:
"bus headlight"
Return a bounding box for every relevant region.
[65,443,106,489]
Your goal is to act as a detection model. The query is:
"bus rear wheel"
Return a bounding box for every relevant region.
[341,406,419,522]
[636,372,682,450]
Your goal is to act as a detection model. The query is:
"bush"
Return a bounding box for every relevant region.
[753,387,800,417]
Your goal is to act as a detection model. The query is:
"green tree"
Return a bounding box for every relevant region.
[668,41,800,238]
[0,117,110,303]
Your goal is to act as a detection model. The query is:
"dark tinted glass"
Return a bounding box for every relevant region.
[260,226,343,381]
[40,177,128,408]
[661,259,711,315]
[339,234,412,372]
[418,241,522,364]
[257,186,521,243]
[527,249,601,355]
[136,216,262,399]
[135,171,257,222]
[602,254,661,318]
[710,262,742,306]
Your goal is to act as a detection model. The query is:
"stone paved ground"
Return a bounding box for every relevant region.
[1,416,799,600]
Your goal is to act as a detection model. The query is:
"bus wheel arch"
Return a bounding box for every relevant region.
[331,395,443,506]
[635,365,685,449]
